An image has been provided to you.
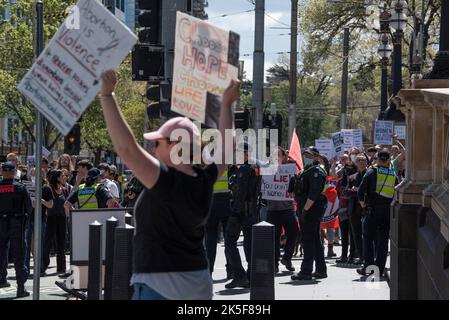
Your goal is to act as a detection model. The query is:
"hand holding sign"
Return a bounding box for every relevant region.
[100,70,117,96]
[223,80,241,106]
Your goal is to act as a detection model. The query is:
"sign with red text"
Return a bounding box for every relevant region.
[261,164,296,201]
[171,12,240,128]
[18,0,137,135]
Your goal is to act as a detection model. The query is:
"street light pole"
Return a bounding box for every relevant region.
[288,0,298,145]
[340,27,349,130]
[252,0,265,132]
[423,0,449,79]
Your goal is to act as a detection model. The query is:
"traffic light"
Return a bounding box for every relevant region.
[263,112,283,147]
[64,123,81,155]
[132,0,164,81]
[234,109,250,131]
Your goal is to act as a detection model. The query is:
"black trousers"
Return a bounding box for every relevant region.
[205,213,230,274]
[0,217,28,286]
[339,218,355,259]
[350,204,363,259]
[299,203,327,276]
[362,204,390,275]
[43,216,66,272]
[266,210,299,263]
[224,214,257,280]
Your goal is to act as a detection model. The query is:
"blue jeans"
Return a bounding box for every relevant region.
[132,283,167,300]
[25,221,46,275]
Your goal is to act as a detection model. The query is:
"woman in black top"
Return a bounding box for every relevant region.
[99,70,239,300]
[43,170,68,274]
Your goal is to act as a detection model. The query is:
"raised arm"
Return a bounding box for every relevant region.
[100,70,159,189]
[217,80,240,178]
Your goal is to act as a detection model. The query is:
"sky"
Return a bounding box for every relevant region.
[206,0,302,81]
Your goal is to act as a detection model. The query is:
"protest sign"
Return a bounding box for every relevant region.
[315,138,335,160]
[342,129,363,151]
[374,120,394,145]
[18,0,137,135]
[42,146,51,158]
[394,124,406,140]
[332,132,345,157]
[171,12,240,128]
[261,164,296,201]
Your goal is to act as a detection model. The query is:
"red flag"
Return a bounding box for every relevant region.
[289,128,303,172]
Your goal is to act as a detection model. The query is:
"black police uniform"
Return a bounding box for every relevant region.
[224,162,260,287]
[289,160,327,279]
[357,161,397,276]
[0,173,32,296]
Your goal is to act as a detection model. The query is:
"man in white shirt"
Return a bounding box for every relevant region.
[97,163,120,203]
[6,153,23,181]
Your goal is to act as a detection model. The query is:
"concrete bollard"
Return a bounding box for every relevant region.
[124,212,133,226]
[250,221,275,300]
[111,224,135,300]
[87,221,103,300]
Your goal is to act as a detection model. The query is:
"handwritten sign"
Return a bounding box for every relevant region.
[342,129,363,150]
[332,132,345,157]
[261,164,296,201]
[18,0,137,135]
[374,120,394,145]
[171,12,240,128]
[394,124,406,140]
[315,139,335,160]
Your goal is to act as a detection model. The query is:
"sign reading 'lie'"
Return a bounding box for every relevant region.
[18,0,137,135]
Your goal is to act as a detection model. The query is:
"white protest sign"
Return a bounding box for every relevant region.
[394,125,406,140]
[332,132,345,157]
[171,12,240,128]
[261,164,296,201]
[42,146,51,158]
[315,138,335,160]
[18,0,137,135]
[374,120,394,145]
[342,129,363,150]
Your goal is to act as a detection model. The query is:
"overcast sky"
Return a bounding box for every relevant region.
[206,0,303,81]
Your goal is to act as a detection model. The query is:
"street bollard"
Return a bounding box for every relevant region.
[87,221,103,300]
[104,216,118,300]
[124,212,133,226]
[250,221,275,300]
[111,224,134,300]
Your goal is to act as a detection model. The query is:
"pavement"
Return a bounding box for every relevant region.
[0,239,390,300]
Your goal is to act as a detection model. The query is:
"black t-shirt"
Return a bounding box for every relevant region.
[67,183,112,209]
[133,163,218,273]
[47,188,68,217]
[30,184,54,223]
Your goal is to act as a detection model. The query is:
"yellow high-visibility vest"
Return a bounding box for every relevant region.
[213,170,229,194]
[376,167,396,199]
[77,183,99,209]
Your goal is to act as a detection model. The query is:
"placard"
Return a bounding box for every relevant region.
[171,12,239,128]
[342,129,363,150]
[18,0,137,135]
[332,132,345,157]
[374,120,394,145]
[315,138,335,160]
[394,124,406,140]
[261,164,296,201]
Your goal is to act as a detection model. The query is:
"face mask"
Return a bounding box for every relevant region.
[303,157,314,167]
[350,155,357,163]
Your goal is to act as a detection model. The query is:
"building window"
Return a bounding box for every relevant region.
[116,0,125,12]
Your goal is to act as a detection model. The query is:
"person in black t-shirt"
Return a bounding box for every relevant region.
[99,70,240,300]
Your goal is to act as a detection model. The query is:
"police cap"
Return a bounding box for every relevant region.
[1,161,16,171]
[367,147,377,153]
[87,168,101,180]
[377,150,391,161]
[303,146,320,157]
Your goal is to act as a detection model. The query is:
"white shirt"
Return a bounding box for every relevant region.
[102,178,119,199]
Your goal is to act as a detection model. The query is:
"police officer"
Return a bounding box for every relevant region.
[289,147,328,281]
[205,167,232,278]
[224,143,260,289]
[0,162,32,298]
[65,168,115,210]
[357,150,397,277]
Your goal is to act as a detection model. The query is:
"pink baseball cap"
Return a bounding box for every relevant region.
[143,117,200,143]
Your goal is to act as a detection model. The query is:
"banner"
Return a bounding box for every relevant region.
[374,120,394,145]
[332,132,345,157]
[261,164,296,201]
[315,138,335,160]
[18,0,137,135]
[171,12,240,128]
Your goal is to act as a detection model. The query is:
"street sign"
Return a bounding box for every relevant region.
[18,0,137,135]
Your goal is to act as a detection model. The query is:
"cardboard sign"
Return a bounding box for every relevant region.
[341,129,363,150]
[18,0,137,135]
[332,132,345,157]
[171,12,240,128]
[315,138,335,160]
[394,125,406,140]
[374,120,394,145]
[261,164,296,201]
